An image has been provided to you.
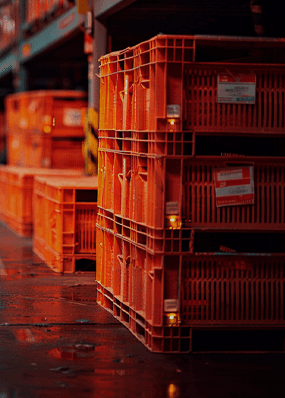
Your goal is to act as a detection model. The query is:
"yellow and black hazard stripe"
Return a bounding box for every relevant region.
[82,107,99,176]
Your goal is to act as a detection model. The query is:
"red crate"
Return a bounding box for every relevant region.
[98,151,285,231]
[7,132,85,168]
[26,0,40,25]
[6,91,87,168]
[0,112,6,154]
[0,166,84,237]
[6,90,87,137]
[181,255,285,326]
[96,225,285,352]
[0,166,83,237]
[182,158,285,231]
[33,175,98,273]
[26,134,85,169]
[0,1,19,52]
[26,0,68,25]
[99,34,285,134]
[184,65,285,134]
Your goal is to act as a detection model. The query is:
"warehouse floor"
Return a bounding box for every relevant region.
[0,222,284,397]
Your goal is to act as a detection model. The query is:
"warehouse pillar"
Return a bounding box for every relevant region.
[78,0,107,174]
[15,0,28,92]
[90,19,107,112]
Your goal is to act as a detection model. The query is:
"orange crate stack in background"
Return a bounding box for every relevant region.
[33,175,98,273]
[5,90,87,168]
[26,0,39,26]
[26,0,72,26]
[0,166,83,237]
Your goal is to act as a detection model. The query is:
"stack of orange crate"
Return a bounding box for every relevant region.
[96,34,285,353]
[5,90,87,169]
[2,88,98,275]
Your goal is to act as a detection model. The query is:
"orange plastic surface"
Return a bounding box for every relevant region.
[0,2,19,53]
[26,0,70,25]
[98,149,285,231]
[96,224,285,352]
[0,112,6,154]
[99,34,285,134]
[33,175,98,273]
[5,90,87,168]
[6,90,87,137]
[0,166,83,237]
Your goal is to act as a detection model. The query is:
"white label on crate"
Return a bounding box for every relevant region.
[166,201,179,215]
[63,109,82,126]
[218,74,256,104]
[214,166,254,207]
[42,157,51,168]
[11,138,19,150]
[164,299,179,313]
[19,118,28,128]
[167,104,180,118]
[217,169,243,181]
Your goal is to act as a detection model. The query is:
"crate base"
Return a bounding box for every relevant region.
[97,281,285,354]
[33,235,96,274]
[96,282,192,353]
[0,211,32,238]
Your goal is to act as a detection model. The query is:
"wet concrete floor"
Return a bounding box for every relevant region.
[0,222,285,397]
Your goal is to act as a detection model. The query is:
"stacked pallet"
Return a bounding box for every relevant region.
[96,34,285,353]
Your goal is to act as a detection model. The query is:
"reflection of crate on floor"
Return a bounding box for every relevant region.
[33,175,98,273]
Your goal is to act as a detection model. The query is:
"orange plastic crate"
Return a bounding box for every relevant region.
[0,112,6,154]
[0,1,19,52]
[96,225,285,353]
[7,133,85,168]
[26,0,39,24]
[99,34,285,134]
[0,166,83,237]
[25,134,85,168]
[44,0,68,19]
[98,150,285,231]
[33,175,98,273]
[6,90,87,137]
[5,90,87,168]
